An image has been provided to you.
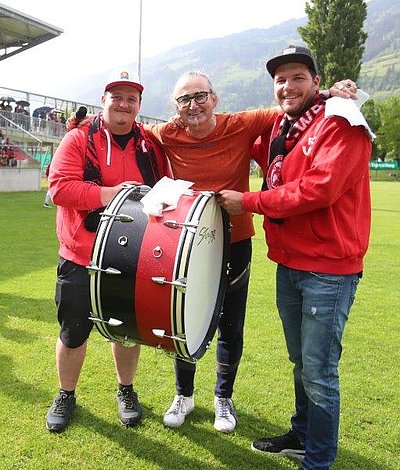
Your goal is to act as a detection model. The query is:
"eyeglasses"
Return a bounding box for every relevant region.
[175,91,212,108]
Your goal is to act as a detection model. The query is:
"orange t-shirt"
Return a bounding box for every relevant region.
[146,108,277,243]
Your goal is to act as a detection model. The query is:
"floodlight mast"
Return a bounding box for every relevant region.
[138,0,143,82]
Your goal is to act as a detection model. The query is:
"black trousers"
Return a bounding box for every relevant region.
[173,238,252,398]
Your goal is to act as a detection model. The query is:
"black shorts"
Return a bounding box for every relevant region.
[55,257,94,348]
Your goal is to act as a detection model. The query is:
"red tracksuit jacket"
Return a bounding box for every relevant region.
[246,110,372,274]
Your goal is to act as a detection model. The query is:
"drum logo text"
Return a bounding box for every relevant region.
[198,226,216,245]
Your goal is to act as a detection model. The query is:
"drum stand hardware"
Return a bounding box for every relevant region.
[151,276,187,293]
[88,316,123,326]
[152,329,186,343]
[163,219,199,233]
[153,246,163,258]
[86,262,121,276]
[100,212,135,223]
[118,236,128,246]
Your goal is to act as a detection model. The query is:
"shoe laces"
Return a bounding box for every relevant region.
[52,393,72,415]
[170,395,185,415]
[119,389,137,410]
[216,398,233,419]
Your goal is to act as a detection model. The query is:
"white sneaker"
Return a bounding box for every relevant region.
[163,394,194,428]
[214,397,237,433]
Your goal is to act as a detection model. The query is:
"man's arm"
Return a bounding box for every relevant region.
[219,120,371,218]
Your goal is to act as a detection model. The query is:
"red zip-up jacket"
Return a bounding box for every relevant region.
[49,123,171,266]
[245,110,372,274]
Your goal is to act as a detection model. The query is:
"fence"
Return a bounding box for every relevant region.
[0,110,66,141]
[369,160,399,181]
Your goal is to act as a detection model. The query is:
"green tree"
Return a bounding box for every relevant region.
[377,96,400,161]
[299,0,368,88]
[362,99,381,159]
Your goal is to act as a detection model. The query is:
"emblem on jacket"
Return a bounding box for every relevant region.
[266,155,284,188]
[302,136,316,156]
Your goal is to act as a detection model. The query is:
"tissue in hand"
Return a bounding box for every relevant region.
[140,177,194,217]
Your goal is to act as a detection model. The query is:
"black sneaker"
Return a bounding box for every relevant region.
[117,388,142,426]
[251,429,305,461]
[46,391,76,432]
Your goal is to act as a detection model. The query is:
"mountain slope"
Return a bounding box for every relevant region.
[78,0,399,119]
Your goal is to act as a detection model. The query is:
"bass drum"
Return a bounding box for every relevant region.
[88,184,230,360]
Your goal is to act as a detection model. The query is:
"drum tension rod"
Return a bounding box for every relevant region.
[163,220,199,231]
[100,212,134,223]
[89,316,123,326]
[151,276,187,293]
[86,263,121,275]
[152,329,186,343]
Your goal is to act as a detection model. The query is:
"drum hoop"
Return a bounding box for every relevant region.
[170,194,206,356]
[170,193,227,358]
[190,206,230,359]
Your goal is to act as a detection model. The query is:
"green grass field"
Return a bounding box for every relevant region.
[0,179,399,470]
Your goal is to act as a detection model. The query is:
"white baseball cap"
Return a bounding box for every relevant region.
[104,69,144,93]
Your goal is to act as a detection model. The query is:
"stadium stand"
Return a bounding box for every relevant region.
[0,3,164,191]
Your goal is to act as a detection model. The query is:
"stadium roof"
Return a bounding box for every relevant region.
[0,3,63,61]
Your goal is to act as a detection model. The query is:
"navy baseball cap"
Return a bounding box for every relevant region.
[266,45,318,78]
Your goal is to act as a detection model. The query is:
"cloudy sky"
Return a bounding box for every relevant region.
[1,0,306,97]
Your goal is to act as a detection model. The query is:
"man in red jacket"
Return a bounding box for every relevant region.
[46,70,171,432]
[218,46,372,469]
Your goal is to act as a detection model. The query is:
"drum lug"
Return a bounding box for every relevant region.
[163,219,199,233]
[86,263,121,275]
[151,276,187,293]
[152,329,186,343]
[100,212,134,223]
[121,183,151,194]
[89,316,123,326]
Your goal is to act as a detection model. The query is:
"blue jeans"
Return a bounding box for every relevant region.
[174,238,252,398]
[276,265,360,470]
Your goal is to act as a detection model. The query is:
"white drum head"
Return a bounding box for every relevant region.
[183,196,225,356]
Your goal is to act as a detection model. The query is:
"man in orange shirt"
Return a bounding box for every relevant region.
[147,71,277,432]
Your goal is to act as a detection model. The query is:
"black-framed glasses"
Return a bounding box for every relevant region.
[175,91,212,108]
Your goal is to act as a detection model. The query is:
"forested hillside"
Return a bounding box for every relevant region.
[78,0,399,118]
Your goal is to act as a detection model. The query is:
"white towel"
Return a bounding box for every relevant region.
[140,176,194,217]
[325,90,376,140]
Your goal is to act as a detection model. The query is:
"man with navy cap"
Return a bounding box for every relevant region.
[218,46,373,469]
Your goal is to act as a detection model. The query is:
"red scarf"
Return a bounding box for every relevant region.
[262,94,325,225]
[262,94,326,192]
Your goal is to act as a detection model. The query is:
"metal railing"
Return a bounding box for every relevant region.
[0,110,165,141]
[0,110,66,141]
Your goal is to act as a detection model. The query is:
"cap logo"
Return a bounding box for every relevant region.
[119,71,130,80]
[283,47,296,55]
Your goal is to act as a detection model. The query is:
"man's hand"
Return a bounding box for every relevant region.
[216,190,244,215]
[100,181,141,206]
[168,114,185,129]
[66,113,94,131]
[328,79,357,100]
